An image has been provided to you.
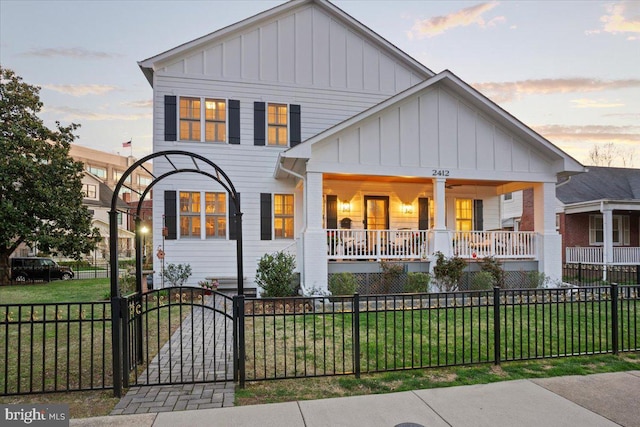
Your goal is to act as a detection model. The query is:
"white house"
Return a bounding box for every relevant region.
[138,0,584,293]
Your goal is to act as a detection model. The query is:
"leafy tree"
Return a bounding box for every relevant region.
[0,67,100,284]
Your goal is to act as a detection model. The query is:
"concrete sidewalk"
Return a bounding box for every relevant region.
[71,371,640,427]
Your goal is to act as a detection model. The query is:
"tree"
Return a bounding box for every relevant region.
[588,142,635,167]
[0,67,101,284]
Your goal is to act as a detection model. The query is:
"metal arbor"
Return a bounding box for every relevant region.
[108,150,243,396]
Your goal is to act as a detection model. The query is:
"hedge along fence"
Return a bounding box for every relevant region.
[240,285,639,382]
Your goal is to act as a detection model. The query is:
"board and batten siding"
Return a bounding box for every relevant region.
[307,86,557,183]
[158,4,426,94]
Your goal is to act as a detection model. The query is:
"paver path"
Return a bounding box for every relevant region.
[111,295,236,415]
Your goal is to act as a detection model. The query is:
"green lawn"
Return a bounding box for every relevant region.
[0,278,111,304]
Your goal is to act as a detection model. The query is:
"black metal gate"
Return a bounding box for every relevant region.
[122,287,237,388]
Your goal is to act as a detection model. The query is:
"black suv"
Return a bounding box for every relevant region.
[10,257,74,282]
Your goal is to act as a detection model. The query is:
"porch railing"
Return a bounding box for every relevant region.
[451,230,537,259]
[566,247,640,265]
[326,229,537,260]
[327,229,429,260]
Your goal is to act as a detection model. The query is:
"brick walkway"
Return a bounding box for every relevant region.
[111,295,236,415]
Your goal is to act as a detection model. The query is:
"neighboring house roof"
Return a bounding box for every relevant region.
[83,171,129,210]
[138,0,433,85]
[557,166,640,205]
[280,70,585,179]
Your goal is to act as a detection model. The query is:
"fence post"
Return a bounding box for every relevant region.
[577,263,582,285]
[493,287,501,365]
[233,294,246,388]
[611,284,618,355]
[636,266,640,286]
[121,297,130,388]
[111,296,122,397]
[353,293,361,379]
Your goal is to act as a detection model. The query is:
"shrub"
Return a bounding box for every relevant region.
[404,272,430,293]
[470,271,494,290]
[432,252,467,292]
[379,260,404,293]
[526,270,550,288]
[161,263,192,287]
[256,252,297,297]
[480,256,504,288]
[329,272,358,295]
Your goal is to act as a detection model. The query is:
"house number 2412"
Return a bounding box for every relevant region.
[432,169,450,176]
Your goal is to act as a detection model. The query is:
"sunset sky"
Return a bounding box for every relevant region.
[1,0,639,166]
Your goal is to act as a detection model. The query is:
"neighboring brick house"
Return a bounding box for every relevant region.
[138,0,584,292]
[557,167,640,265]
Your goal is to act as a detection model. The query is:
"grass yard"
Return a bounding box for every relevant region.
[0,279,191,418]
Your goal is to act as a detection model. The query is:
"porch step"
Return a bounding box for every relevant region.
[206,276,257,297]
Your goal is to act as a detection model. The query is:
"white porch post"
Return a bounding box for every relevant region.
[430,177,452,257]
[533,182,562,285]
[303,171,328,293]
[601,206,614,265]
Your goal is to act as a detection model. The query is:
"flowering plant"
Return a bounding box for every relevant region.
[198,279,219,291]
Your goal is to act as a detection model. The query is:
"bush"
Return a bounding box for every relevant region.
[256,252,297,297]
[378,260,404,293]
[432,252,467,292]
[480,256,504,288]
[404,272,430,293]
[329,272,358,295]
[470,271,494,290]
[161,263,192,287]
[526,270,550,288]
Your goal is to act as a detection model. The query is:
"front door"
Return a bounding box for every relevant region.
[364,196,389,253]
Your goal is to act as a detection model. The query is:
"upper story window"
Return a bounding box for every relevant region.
[180,97,201,141]
[87,166,106,179]
[267,103,288,146]
[205,99,226,142]
[113,170,131,184]
[82,184,97,199]
[179,97,227,143]
[179,191,226,239]
[138,176,152,186]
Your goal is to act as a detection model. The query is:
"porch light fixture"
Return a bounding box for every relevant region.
[341,202,351,213]
[403,204,413,214]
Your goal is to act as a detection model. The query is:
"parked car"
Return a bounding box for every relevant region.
[10,257,74,282]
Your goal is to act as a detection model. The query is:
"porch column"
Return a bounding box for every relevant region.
[533,182,562,285]
[303,171,328,293]
[601,206,613,265]
[430,178,452,257]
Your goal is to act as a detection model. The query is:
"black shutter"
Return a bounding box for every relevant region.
[228,193,240,240]
[326,195,337,229]
[473,199,484,231]
[260,193,272,240]
[418,198,429,230]
[254,102,265,146]
[164,190,177,240]
[228,99,240,144]
[164,96,177,141]
[290,104,301,147]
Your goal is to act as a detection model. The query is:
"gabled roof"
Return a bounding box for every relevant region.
[138,0,433,85]
[281,69,584,176]
[83,171,129,210]
[557,166,640,204]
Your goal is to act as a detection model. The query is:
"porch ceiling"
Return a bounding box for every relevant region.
[323,173,507,187]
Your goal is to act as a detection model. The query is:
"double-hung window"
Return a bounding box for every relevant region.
[179,97,202,141]
[82,184,97,199]
[180,191,226,239]
[274,194,294,238]
[179,97,227,143]
[589,214,630,245]
[455,199,473,231]
[267,104,288,146]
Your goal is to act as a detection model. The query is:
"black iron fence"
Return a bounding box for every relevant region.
[240,285,639,382]
[563,263,640,286]
[0,301,113,395]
